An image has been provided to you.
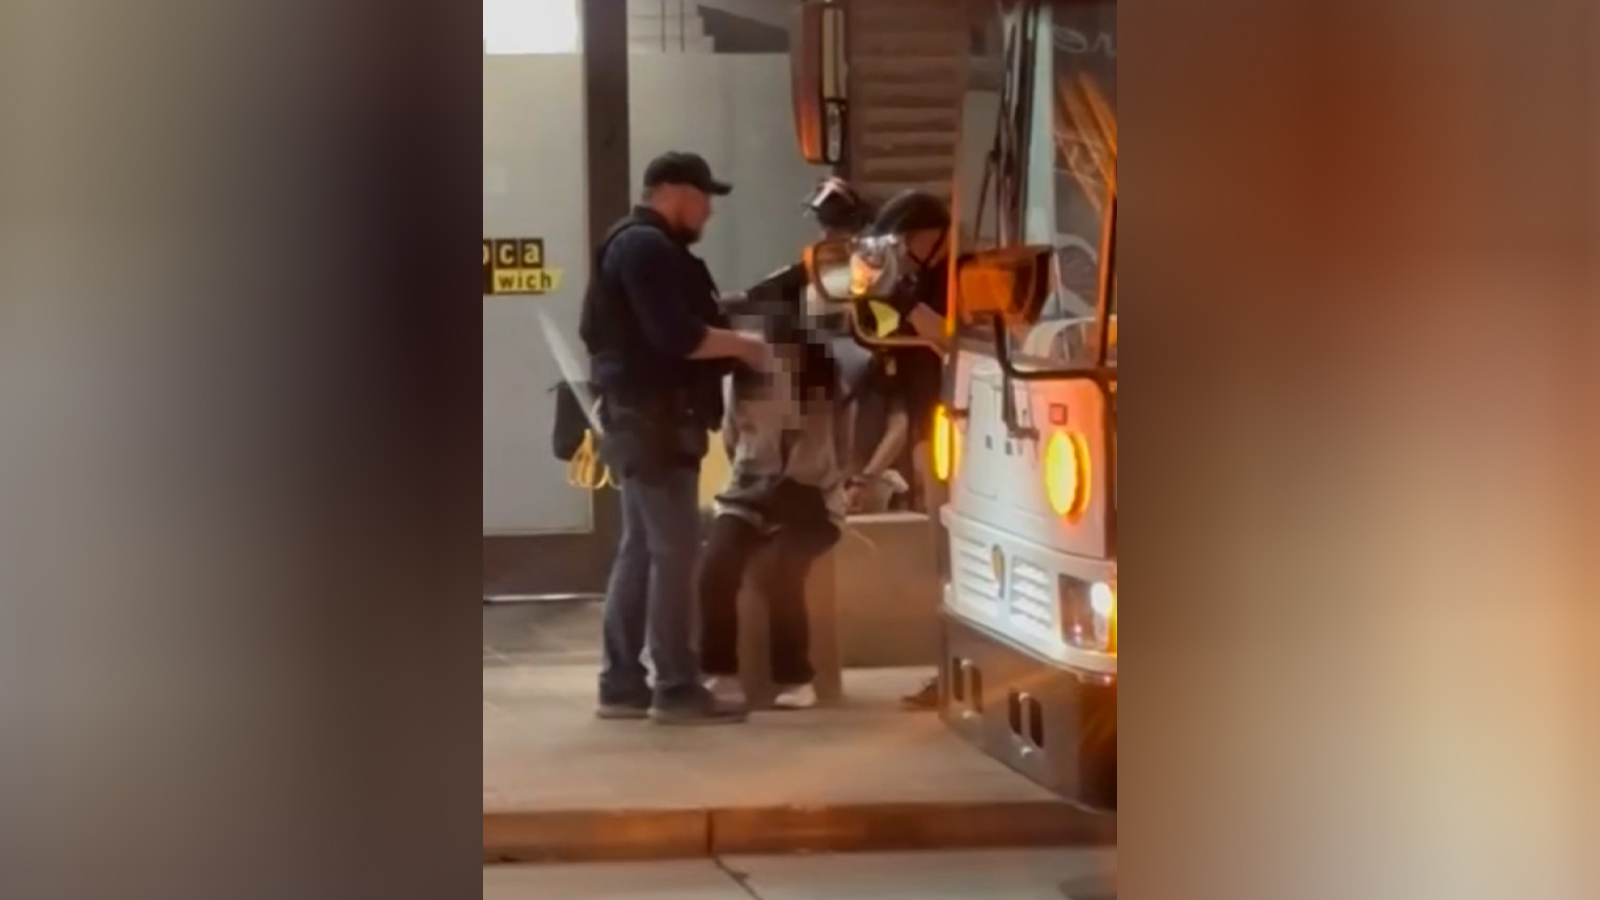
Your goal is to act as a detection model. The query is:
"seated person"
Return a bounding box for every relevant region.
[697,313,850,710]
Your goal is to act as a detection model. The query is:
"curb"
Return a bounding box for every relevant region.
[483,801,1115,864]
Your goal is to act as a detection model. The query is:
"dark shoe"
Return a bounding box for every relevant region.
[649,687,748,726]
[596,701,650,720]
[901,677,939,711]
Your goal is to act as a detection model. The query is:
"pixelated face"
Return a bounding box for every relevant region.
[769,339,799,368]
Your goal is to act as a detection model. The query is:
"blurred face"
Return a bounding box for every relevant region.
[672,186,714,243]
[648,184,714,243]
[773,340,802,369]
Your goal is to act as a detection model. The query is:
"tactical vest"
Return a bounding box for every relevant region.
[577,209,728,479]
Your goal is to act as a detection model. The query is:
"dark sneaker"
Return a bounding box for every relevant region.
[649,688,748,726]
[595,700,651,720]
[596,703,649,720]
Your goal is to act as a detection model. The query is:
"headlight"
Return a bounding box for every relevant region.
[1060,577,1116,653]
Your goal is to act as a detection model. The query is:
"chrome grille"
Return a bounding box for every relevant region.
[1007,557,1056,631]
[950,535,1000,609]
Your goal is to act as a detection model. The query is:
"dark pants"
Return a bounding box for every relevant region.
[697,515,826,687]
[598,467,704,706]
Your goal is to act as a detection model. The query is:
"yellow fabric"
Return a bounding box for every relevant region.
[866,301,901,337]
[699,432,731,509]
[565,430,617,491]
[565,427,728,505]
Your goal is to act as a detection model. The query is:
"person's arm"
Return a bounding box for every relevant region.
[882,265,950,348]
[859,400,910,480]
[721,376,741,459]
[832,396,855,477]
[904,305,949,349]
[614,231,766,365]
[689,327,766,365]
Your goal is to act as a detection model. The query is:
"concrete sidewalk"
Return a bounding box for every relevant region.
[484,659,1114,861]
[483,847,1119,899]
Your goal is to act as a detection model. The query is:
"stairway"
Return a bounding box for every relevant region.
[844,0,975,206]
[627,0,716,53]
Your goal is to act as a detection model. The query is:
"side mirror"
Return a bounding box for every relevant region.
[802,237,856,307]
[953,244,1055,327]
[791,1,847,166]
[800,239,944,355]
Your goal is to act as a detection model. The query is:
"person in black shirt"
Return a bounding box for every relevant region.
[579,151,768,725]
[851,190,952,514]
[868,189,953,328]
[859,190,954,709]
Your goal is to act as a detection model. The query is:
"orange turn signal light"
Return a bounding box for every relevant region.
[932,404,959,483]
[1043,430,1090,518]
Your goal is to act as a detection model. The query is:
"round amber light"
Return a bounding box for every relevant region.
[1043,430,1090,517]
[932,405,954,482]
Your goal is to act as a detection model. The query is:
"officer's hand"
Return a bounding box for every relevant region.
[736,334,772,372]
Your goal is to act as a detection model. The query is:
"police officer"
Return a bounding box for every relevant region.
[860,189,954,710]
[580,151,768,725]
[851,189,952,513]
[864,188,952,343]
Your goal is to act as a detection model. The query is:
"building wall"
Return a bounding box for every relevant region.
[482,52,828,535]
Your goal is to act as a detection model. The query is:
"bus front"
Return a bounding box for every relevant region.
[934,0,1116,812]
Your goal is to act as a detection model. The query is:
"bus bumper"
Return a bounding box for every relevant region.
[938,611,1117,813]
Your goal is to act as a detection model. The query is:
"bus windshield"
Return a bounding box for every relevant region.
[963,0,1115,367]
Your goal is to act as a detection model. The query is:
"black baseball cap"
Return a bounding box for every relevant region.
[643,151,732,196]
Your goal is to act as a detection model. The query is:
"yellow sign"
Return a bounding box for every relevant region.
[483,238,565,296]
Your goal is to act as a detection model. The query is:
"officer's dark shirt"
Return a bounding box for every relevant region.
[579,207,728,420]
[885,262,949,441]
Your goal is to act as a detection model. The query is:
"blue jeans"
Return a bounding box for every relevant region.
[598,466,704,706]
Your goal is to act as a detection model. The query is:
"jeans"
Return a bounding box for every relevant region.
[697,515,824,687]
[598,467,705,706]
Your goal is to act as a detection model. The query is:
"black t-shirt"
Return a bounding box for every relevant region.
[890,264,948,441]
[870,351,941,444]
[908,262,950,318]
[744,261,808,311]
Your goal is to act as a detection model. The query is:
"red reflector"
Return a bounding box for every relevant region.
[1048,403,1069,426]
